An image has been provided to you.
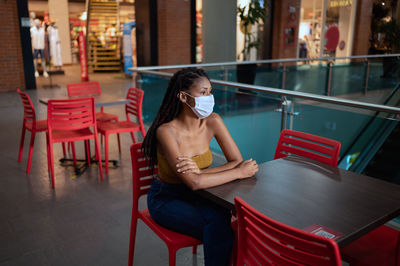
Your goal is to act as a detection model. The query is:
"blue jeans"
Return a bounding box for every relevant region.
[33,49,45,59]
[148,178,234,266]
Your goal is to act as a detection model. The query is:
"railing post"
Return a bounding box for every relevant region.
[280,96,288,131]
[363,59,370,94]
[281,63,287,90]
[325,61,333,96]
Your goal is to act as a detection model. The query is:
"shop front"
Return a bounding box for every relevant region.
[298,0,357,59]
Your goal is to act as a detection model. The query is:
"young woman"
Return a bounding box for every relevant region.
[142,67,258,266]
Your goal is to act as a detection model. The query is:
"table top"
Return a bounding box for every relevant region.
[39,94,129,107]
[198,156,400,247]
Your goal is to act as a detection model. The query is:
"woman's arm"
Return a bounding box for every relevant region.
[177,113,243,174]
[157,116,258,190]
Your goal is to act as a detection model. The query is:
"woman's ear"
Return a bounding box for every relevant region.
[178,91,187,103]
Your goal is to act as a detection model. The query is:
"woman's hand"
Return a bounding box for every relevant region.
[176,156,201,174]
[236,158,258,179]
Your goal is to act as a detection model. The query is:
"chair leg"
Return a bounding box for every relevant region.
[117,133,121,153]
[104,133,109,174]
[130,132,136,143]
[71,142,77,166]
[18,125,26,162]
[168,247,177,266]
[26,131,36,174]
[192,245,197,254]
[128,216,139,266]
[85,140,90,167]
[62,142,66,158]
[94,135,104,181]
[46,134,51,175]
[48,139,55,189]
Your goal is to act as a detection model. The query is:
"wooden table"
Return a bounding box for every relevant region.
[39,94,129,107]
[198,156,400,247]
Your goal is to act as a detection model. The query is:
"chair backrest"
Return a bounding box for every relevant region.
[274,129,341,167]
[126,88,145,136]
[17,88,37,126]
[47,97,96,132]
[67,82,101,97]
[130,142,157,200]
[234,197,342,266]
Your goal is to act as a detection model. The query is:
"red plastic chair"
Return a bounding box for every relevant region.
[129,143,201,266]
[46,97,103,189]
[67,82,119,123]
[234,196,341,266]
[274,129,341,167]
[17,89,70,174]
[99,88,146,174]
[341,224,400,266]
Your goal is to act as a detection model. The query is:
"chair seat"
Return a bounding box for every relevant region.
[98,120,140,134]
[26,120,47,132]
[341,225,400,266]
[51,128,94,142]
[95,112,118,122]
[139,209,202,247]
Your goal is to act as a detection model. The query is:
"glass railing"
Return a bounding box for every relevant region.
[136,71,400,167]
[132,54,400,105]
[338,83,400,171]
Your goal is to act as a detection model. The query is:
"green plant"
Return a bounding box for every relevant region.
[237,0,268,60]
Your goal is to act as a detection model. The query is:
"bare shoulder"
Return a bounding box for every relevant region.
[205,112,224,127]
[156,122,176,139]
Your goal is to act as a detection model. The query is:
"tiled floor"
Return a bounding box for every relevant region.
[0,66,204,265]
[1,65,398,265]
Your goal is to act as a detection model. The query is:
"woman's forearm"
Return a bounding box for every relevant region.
[200,160,242,174]
[190,167,244,190]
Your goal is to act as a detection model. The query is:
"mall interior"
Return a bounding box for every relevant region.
[1,0,400,265]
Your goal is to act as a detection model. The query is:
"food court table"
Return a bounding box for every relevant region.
[39,94,129,107]
[198,156,400,247]
[39,94,129,175]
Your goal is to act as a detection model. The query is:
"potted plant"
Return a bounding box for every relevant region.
[236,0,268,84]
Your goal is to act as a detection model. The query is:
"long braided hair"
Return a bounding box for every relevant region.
[142,67,209,171]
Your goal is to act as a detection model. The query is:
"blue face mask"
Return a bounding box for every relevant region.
[184,92,215,119]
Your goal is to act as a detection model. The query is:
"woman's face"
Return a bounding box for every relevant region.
[182,77,212,107]
[188,77,212,97]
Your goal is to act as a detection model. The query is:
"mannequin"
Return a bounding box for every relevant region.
[47,20,63,70]
[30,19,48,78]
[29,12,36,28]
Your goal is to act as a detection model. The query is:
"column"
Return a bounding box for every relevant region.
[202,0,236,63]
[48,0,72,64]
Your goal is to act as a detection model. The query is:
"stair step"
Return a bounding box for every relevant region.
[88,62,121,66]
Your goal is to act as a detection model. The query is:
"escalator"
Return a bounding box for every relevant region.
[339,83,400,184]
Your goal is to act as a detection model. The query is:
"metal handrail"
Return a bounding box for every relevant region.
[338,82,400,165]
[129,53,400,71]
[135,69,400,115]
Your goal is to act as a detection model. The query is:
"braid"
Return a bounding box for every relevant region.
[142,67,209,172]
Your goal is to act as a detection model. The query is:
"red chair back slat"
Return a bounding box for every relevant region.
[274,129,341,167]
[126,88,146,136]
[126,88,143,117]
[17,89,37,125]
[235,197,341,266]
[130,142,158,203]
[67,82,101,97]
[47,98,95,131]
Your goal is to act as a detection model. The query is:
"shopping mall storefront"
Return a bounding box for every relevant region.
[298,0,357,59]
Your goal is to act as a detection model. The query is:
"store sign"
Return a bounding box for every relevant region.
[78,31,89,81]
[20,17,30,27]
[329,0,352,8]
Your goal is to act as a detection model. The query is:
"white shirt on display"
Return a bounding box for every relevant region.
[30,26,45,50]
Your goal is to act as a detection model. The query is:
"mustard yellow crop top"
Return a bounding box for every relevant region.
[157,149,213,182]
